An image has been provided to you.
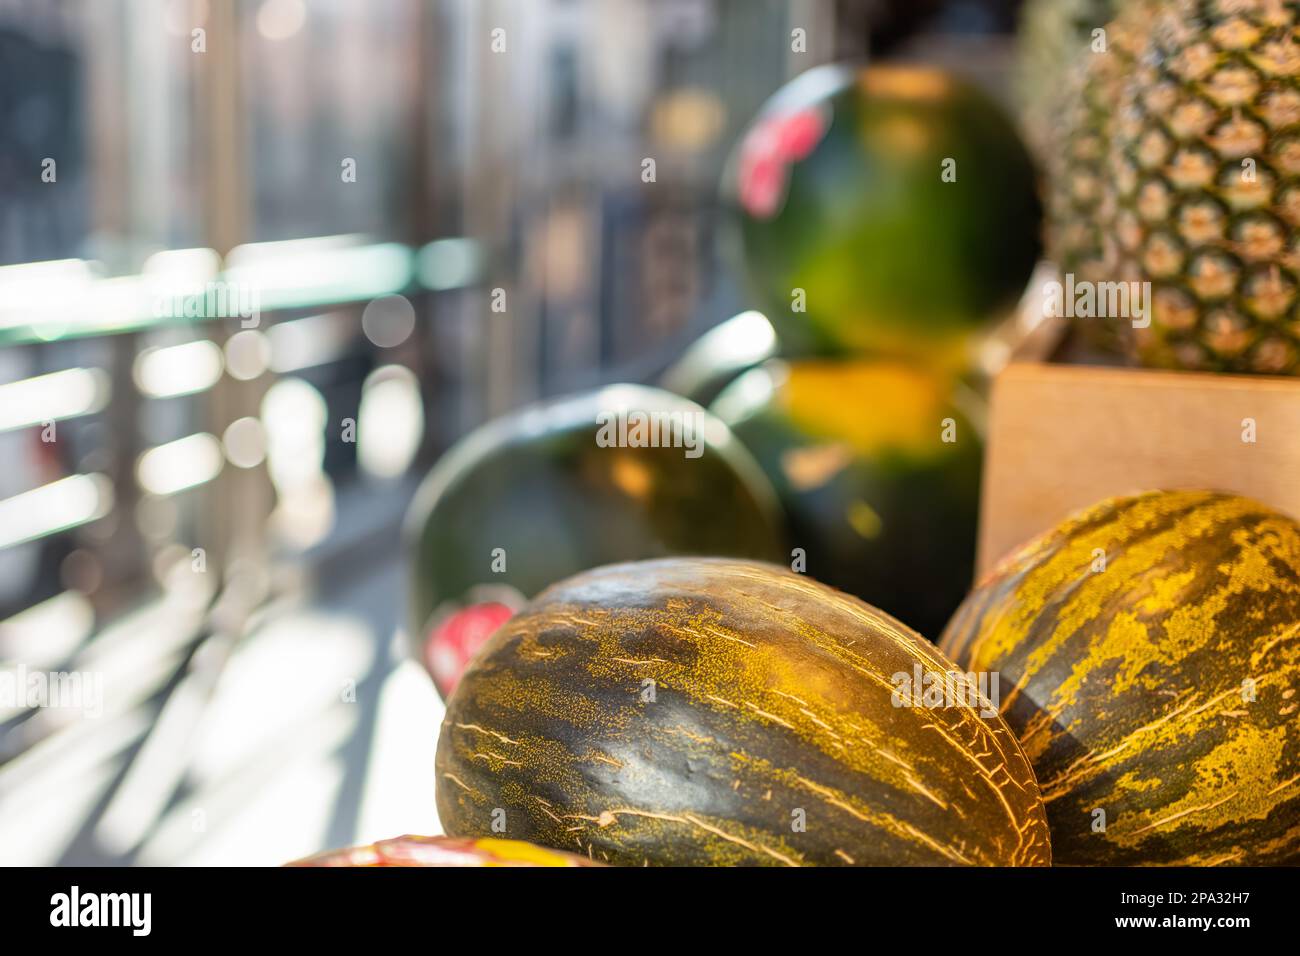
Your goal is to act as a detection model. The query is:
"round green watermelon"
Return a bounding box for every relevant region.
[712,359,983,639]
[723,63,1042,363]
[404,384,785,698]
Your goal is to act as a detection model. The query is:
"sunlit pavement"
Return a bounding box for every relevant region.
[0,483,445,867]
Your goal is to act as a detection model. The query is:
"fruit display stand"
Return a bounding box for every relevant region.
[978,309,1300,576]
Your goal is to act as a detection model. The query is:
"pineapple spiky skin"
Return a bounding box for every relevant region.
[1049,1,1163,353]
[1016,0,1120,164]
[1104,0,1300,375]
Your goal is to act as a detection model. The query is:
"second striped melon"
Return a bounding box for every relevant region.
[941,490,1300,865]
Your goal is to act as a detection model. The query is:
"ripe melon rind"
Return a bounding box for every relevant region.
[438,558,1051,867]
[941,490,1300,865]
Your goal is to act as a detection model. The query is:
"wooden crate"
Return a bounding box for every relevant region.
[978,352,1300,576]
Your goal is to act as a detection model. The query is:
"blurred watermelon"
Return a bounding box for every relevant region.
[723,63,1041,364]
[712,359,983,639]
[404,384,785,699]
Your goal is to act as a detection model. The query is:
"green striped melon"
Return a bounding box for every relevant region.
[941,490,1300,865]
[437,558,1051,867]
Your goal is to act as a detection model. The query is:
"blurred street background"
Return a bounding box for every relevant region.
[0,0,1024,866]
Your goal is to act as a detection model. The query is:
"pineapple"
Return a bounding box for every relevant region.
[1048,1,1164,352]
[1016,0,1119,165]
[1018,0,1163,352]
[1103,0,1300,374]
